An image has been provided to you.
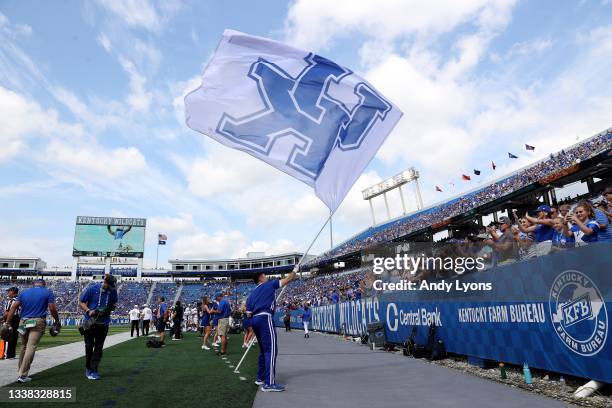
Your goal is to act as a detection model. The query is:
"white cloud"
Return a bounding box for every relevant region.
[172,229,299,259]
[97,33,112,52]
[171,75,201,126]
[96,0,161,32]
[118,55,153,112]
[45,141,148,179]
[0,86,82,163]
[284,0,516,49]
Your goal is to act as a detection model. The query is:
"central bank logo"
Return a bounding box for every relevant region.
[549,270,608,356]
[216,53,391,182]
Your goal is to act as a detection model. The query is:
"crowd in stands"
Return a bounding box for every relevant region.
[115,281,152,314]
[304,130,611,268]
[278,268,366,310]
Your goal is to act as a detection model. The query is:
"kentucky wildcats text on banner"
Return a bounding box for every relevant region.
[275,244,611,383]
[184,29,403,211]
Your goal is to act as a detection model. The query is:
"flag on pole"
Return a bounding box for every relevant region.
[435,186,443,192]
[473,169,481,175]
[525,144,535,151]
[184,30,403,212]
[491,161,496,170]
[462,174,471,181]
[508,152,518,159]
[158,233,167,245]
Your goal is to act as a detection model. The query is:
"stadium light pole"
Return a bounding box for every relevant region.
[362,167,422,225]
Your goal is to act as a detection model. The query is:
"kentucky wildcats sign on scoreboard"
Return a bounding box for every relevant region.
[275,244,611,383]
[185,29,402,211]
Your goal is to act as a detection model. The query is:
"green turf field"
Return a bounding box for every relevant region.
[7,332,259,408]
[15,326,130,353]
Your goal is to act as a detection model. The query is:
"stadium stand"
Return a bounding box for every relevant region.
[115,281,153,314]
[304,129,611,268]
[278,267,366,308]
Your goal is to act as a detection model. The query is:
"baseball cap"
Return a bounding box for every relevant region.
[7,286,18,294]
[536,204,552,213]
[499,216,512,225]
[215,291,223,298]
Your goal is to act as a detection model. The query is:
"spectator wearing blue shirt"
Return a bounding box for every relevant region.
[246,269,297,392]
[518,205,554,256]
[301,304,312,339]
[593,202,611,242]
[3,278,59,383]
[569,201,600,245]
[78,274,118,380]
[155,296,169,345]
[210,292,231,356]
[551,217,575,250]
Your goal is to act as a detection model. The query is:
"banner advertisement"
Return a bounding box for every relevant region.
[275,244,611,383]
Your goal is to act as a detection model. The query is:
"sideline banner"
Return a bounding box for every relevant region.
[275,244,611,383]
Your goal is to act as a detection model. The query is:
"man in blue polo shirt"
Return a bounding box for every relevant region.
[3,278,60,383]
[155,296,169,345]
[79,274,118,380]
[210,292,231,356]
[246,269,297,392]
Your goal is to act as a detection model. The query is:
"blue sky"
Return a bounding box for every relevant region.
[1,0,611,268]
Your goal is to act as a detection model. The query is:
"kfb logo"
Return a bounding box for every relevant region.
[549,270,608,356]
[216,53,391,182]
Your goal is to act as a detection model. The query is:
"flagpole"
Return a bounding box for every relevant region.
[329,209,333,249]
[155,235,159,270]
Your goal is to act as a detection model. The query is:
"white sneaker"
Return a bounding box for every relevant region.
[212,342,219,347]
[17,376,32,383]
[201,345,210,350]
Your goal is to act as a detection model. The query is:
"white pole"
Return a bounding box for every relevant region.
[414,179,424,210]
[234,336,257,373]
[369,199,376,226]
[398,185,407,215]
[155,241,159,269]
[329,210,333,249]
[383,192,391,220]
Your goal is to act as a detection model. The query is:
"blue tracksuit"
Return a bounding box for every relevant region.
[246,279,280,386]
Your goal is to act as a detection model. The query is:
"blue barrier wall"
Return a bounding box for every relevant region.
[275,244,611,383]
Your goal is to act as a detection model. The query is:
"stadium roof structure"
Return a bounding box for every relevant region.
[305,127,612,268]
[168,251,305,264]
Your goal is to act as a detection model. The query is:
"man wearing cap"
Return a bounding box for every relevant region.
[78,274,118,380]
[3,278,60,383]
[486,216,516,264]
[2,287,20,359]
[246,269,297,392]
[210,292,231,355]
[517,205,554,256]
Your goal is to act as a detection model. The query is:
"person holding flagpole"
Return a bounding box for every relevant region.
[246,269,297,392]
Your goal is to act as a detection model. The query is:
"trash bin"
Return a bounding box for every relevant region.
[367,321,386,348]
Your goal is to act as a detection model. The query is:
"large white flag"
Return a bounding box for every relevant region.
[185,29,402,211]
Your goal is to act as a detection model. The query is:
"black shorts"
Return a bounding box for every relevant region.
[156,321,166,333]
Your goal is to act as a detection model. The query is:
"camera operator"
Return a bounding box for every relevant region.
[78,274,118,380]
[485,217,516,265]
[2,287,20,359]
[2,278,60,383]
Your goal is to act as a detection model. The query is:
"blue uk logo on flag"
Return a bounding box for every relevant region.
[185,30,402,211]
